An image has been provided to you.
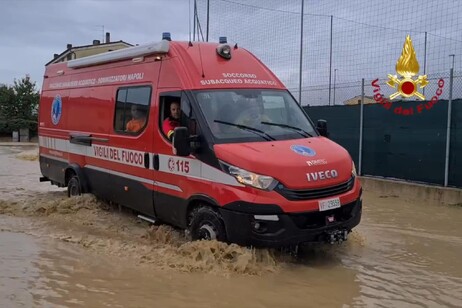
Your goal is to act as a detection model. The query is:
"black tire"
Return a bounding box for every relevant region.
[189,207,227,242]
[67,175,81,197]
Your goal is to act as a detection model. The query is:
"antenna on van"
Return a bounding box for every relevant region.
[198,44,205,78]
[188,0,192,45]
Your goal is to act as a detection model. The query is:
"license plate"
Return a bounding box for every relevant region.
[318,197,341,211]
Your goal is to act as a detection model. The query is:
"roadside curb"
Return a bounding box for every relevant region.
[359,176,462,206]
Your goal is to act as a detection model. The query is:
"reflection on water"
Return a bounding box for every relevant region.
[0,228,364,308]
[0,231,40,307]
[1,145,462,307]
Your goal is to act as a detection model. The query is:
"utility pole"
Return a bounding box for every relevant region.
[206,0,210,42]
[449,54,455,71]
[333,69,338,105]
[328,15,333,106]
[423,32,427,96]
[298,0,304,104]
[193,0,197,41]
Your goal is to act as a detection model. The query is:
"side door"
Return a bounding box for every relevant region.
[152,90,199,228]
[88,85,156,217]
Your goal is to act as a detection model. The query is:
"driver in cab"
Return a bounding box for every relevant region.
[236,97,271,128]
[163,101,181,141]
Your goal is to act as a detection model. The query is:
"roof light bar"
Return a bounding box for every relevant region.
[162,32,171,41]
[67,40,170,68]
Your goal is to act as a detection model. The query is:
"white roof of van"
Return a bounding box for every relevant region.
[67,40,170,69]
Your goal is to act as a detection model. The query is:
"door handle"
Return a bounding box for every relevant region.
[153,154,159,170]
[144,153,150,169]
[69,134,108,146]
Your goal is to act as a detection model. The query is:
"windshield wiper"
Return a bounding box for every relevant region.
[261,121,313,138]
[213,120,276,141]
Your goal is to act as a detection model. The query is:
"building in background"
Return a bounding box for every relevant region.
[46,32,133,66]
[343,95,375,105]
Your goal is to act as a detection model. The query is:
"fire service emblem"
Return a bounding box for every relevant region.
[386,35,428,100]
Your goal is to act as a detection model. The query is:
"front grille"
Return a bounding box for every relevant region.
[275,176,355,201]
[289,201,358,229]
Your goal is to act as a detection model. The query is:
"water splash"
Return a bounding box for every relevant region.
[0,193,285,275]
[15,149,39,161]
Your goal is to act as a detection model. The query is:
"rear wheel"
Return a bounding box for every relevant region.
[67,175,81,197]
[189,207,227,242]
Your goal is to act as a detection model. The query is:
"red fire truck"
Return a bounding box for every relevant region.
[38,33,362,247]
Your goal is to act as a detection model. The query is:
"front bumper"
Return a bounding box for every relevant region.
[219,198,362,248]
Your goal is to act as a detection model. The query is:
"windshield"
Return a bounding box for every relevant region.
[194,89,317,143]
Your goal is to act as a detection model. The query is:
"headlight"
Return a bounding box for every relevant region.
[352,161,357,176]
[222,162,278,190]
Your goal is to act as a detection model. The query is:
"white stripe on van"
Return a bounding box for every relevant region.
[85,165,183,192]
[153,181,183,192]
[158,154,244,187]
[39,136,146,168]
[39,135,242,187]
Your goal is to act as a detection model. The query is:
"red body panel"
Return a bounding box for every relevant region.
[38,39,361,222]
[214,137,353,189]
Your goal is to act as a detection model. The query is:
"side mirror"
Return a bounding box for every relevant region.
[172,127,191,156]
[316,119,329,137]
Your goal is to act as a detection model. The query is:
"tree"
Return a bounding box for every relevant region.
[0,75,40,133]
[0,84,16,133]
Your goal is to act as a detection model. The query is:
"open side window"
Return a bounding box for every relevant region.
[114,85,152,135]
[159,91,197,142]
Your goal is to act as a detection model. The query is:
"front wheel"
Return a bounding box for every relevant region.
[67,175,81,197]
[189,207,227,242]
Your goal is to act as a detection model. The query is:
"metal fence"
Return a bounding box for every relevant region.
[304,70,461,188]
[193,0,462,188]
[194,0,462,106]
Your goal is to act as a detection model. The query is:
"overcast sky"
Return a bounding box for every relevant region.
[0,0,192,87]
[2,0,461,104]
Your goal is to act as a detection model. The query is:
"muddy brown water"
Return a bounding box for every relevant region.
[1,145,461,307]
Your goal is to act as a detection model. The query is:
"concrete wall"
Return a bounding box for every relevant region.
[359,176,462,206]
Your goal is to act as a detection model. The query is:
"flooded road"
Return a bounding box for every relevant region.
[1,144,461,307]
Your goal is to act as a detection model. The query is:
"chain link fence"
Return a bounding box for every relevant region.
[304,72,461,188]
[194,0,462,105]
[193,0,462,188]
